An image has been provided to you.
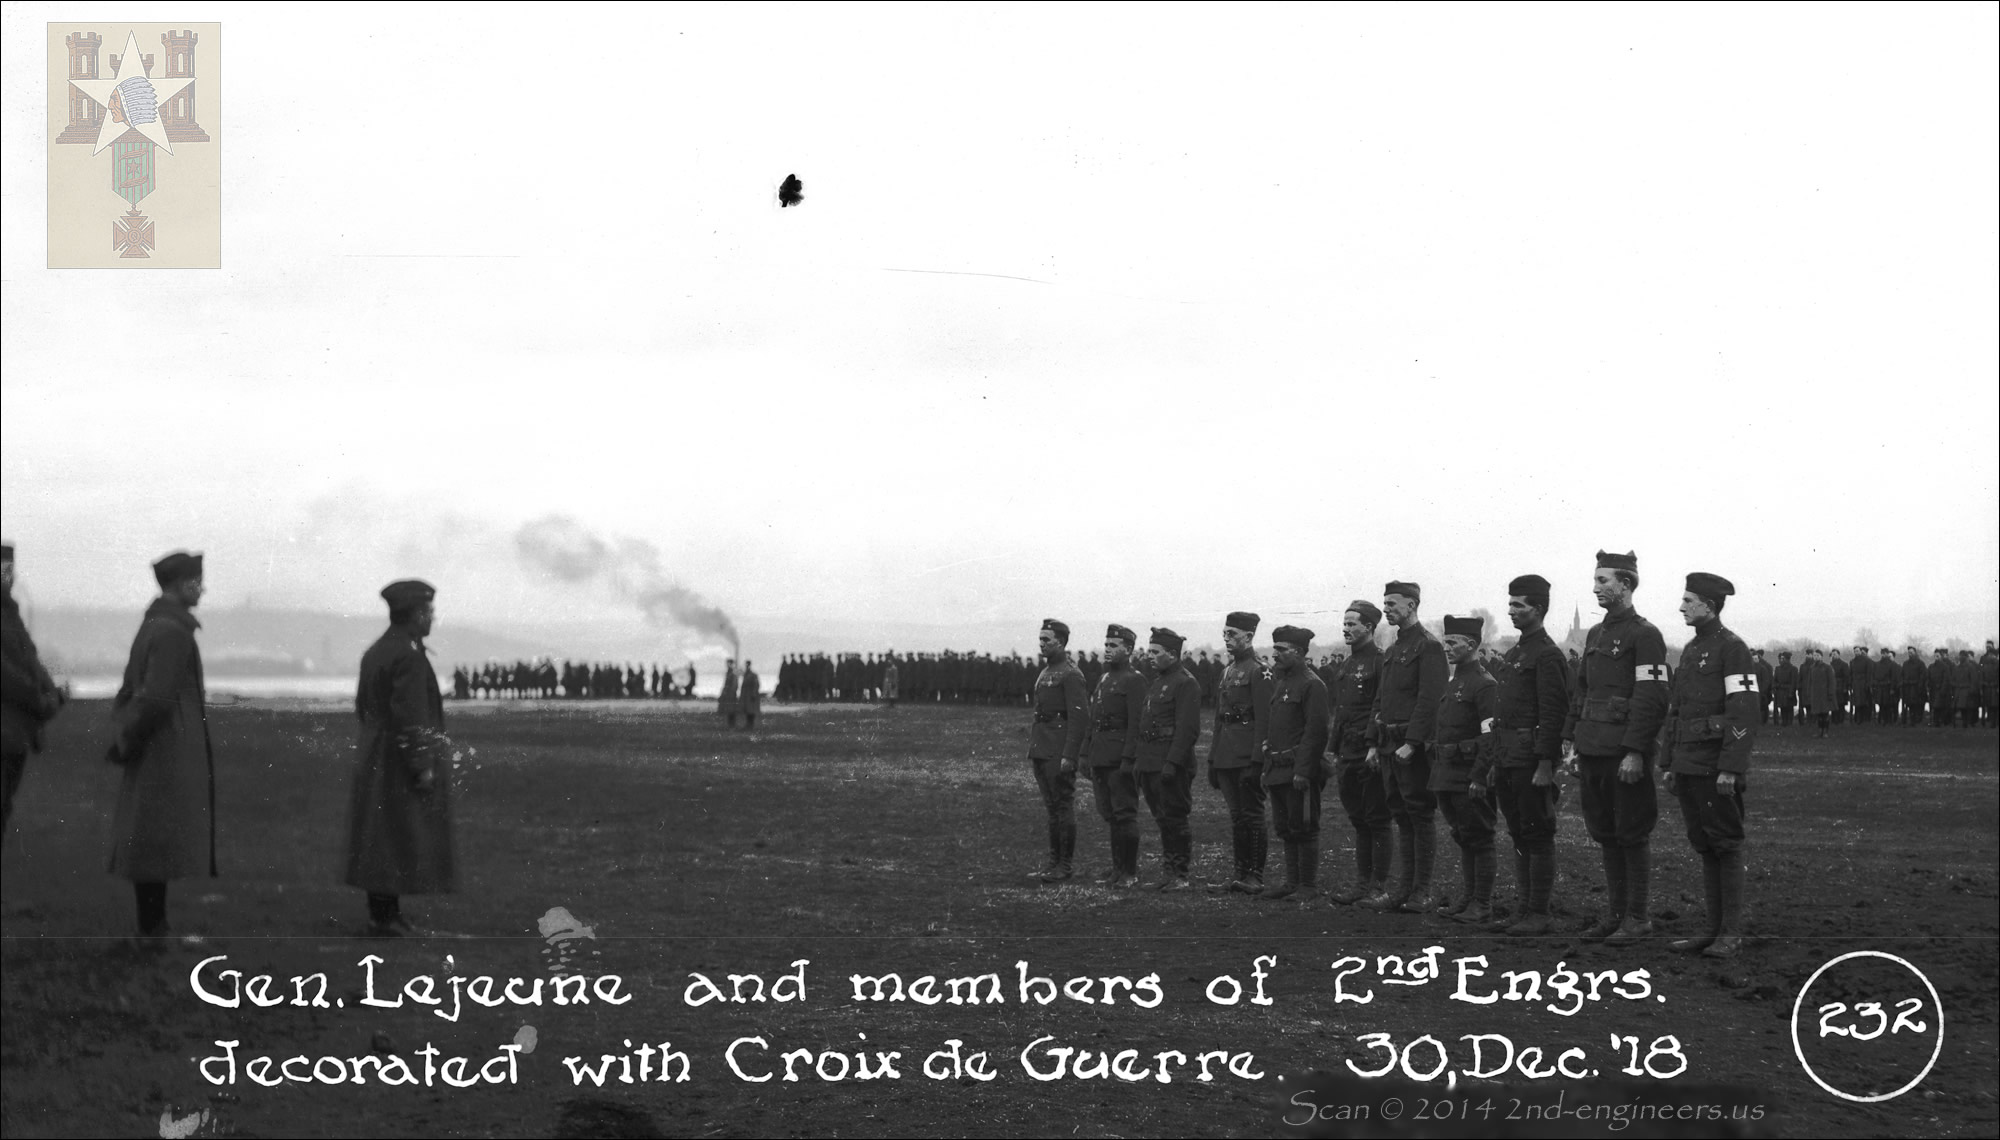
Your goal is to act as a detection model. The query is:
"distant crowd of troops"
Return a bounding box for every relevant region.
[450,661,697,701]
[1756,642,1997,732]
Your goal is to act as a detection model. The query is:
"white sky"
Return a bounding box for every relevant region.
[4,2,1996,652]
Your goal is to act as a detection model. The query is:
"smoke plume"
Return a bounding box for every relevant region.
[515,515,740,656]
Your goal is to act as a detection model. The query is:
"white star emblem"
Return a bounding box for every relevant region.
[70,31,194,155]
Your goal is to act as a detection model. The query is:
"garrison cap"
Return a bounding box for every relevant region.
[1224,611,1260,633]
[1383,581,1421,602]
[152,550,204,586]
[1442,614,1484,641]
[1149,627,1185,654]
[1508,573,1552,612]
[1879,647,1894,655]
[381,579,436,610]
[1105,623,1137,647]
[1346,600,1383,628]
[1040,618,1070,645]
[1684,572,1734,607]
[1779,650,1792,659]
[1271,625,1313,650]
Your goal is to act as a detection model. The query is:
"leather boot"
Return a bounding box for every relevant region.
[1438,846,1474,916]
[1261,842,1299,900]
[1705,850,1746,958]
[1607,844,1653,945]
[1299,837,1321,899]
[1673,855,1722,952]
[1507,846,1555,935]
[1493,849,1530,931]
[1112,829,1141,888]
[1331,831,1373,904]
[1456,849,1496,924]
[1397,817,1438,913]
[1363,823,1415,910]
[1250,825,1269,886]
[1581,844,1626,940]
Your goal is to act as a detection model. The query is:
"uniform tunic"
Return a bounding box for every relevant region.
[1492,627,1568,849]
[346,623,456,895]
[1331,642,1390,836]
[1563,608,1667,847]
[1430,659,1497,852]
[1370,623,1447,818]
[1261,659,1328,841]
[107,597,216,882]
[1135,660,1203,865]
[1028,654,1090,832]
[1666,621,1758,853]
[1211,652,1273,861]
[1086,661,1146,828]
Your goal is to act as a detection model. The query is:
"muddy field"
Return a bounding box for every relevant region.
[2,700,1994,1138]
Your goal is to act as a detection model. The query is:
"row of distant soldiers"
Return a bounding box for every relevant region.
[449,661,696,701]
[1754,642,1998,728]
[771,649,1401,707]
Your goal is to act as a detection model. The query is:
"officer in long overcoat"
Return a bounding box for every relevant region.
[2,542,67,829]
[106,551,216,938]
[345,579,455,936]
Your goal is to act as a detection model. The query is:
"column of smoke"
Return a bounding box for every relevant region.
[514,515,740,658]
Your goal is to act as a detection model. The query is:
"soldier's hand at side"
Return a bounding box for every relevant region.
[1394,743,1414,762]
[1663,771,1678,793]
[1059,757,1074,775]
[1364,747,1381,771]
[1119,760,1136,777]
[412,768,437,796]
[1531,760,1553,788]
[1618,752,1644,784]
[1716,771,1737,794]
[1469,781,1487,800]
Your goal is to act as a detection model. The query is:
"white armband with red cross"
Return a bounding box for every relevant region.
[1636,664,1668,684]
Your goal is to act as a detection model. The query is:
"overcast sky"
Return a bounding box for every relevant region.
[4,2,1995,656]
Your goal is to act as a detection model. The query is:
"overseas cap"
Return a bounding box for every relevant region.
[1105,624,1137,647]
[1443,614,1484,641]
[1684,571,1735,607]
[1040,618,1070,645]
[1224,611,1260,633]
[381,579,436,610]
[1346,600,1383,628]
[152,550,204,587]
[1384,581,1421,602]
[1271,625,1313,650]
[1149,627,1185,654]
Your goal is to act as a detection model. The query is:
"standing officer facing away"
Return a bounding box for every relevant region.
[1085,625,1147,887]
[1492,575,1569,935]
[106,551,215,940]
[1210,611,1273,894]
[1028,619,1089,882]
[1259,625,1328,901]
[1363,581,1447,913]
[1665,573,1757,958]
[1136,628,1203,890]
[1563,550,1668,947]
[346,579,456,937]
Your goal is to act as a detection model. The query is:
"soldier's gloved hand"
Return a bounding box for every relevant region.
[1716,771,1738,794]
[1618,751,1645,784]
[1394,742,1414,762]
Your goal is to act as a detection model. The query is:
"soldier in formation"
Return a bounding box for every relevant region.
[1026,620,1088,883]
